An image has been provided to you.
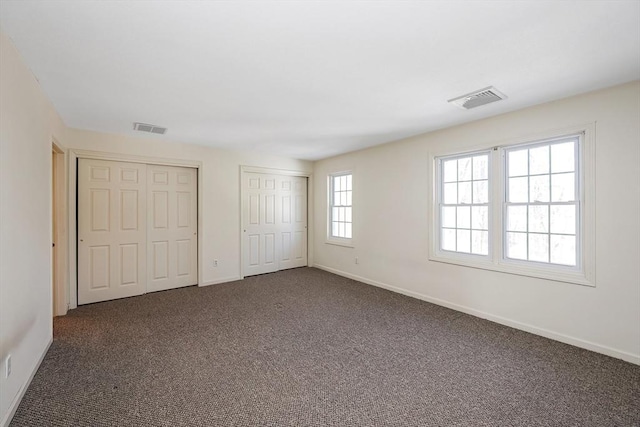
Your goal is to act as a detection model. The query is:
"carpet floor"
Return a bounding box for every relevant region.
[10,267,640,426]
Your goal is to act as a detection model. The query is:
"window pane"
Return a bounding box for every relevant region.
[508,149,528,177]
[442,206,456,228]
[472,180,488,204]
[444,183,457,204]
[528,205,549,233]
[442,228,456,251]
[443,160,457,183]
[529,175,550,202]
[346,174,352,190]
[332,222,339,237]
[458,157,472,181]
[346,191,352,206]
[332,207,339,222]
[457,206,471,229]
[472,230,489,255]
[550,235,576,266]
[550,205,575,235]
[508,177,528,203]
[507,206,527,232]
[457,229,471,253]
[345,223,352,239]
[551,142,575,173]
[334,176,342,191]
[551,173,575,202]
[529,233,549,263]
[339,222,345,238]
[458,182,472,204]
[345,207,352,223]
[529,145,549,175]
[473,155,488,180]
[506,232,527,260]
[339,207,345,222]
[471,206,488,230]
[341,176,347,193]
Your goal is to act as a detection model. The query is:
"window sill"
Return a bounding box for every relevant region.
[428,253,594,287]
[325,239,354,248]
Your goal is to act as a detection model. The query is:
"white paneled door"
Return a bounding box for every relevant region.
[78,160,147,304]
[147,165,198,292]
[78,159,197,304]
[243,172,307,277]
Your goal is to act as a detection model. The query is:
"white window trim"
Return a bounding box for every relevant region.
[326,171,354,247]
[428,123,595,287]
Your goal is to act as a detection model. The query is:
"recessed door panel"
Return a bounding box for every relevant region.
[90,246,110,289]
[177,192,191,228]
[121,190,138,230]
[153,241,169,279]
[177,239,191,277]
[153,191,168,229]
[120,244,138,285]
[91,189,110,231]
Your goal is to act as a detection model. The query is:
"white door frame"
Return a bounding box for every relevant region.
[52,140,68,316]
[67,149,203,309]
[239,165,313,279]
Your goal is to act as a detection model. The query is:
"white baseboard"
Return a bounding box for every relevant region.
[1,337,52,427]
[313,264,640,365]
[199,276,241,287]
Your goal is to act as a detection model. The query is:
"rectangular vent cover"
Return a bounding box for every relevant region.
[448,86,506,110]
[133,122,167,135]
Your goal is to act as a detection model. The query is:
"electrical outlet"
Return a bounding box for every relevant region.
[213,259,218,267]
[5,354,11,378]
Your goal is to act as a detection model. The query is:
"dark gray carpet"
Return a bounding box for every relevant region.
[10,267,640,426]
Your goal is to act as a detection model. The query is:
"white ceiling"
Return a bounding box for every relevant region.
[1,1,639,160]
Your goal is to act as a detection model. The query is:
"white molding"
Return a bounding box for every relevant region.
[199,276,241,287]
[1,338,52,427]
[240,165,311,177]
[70,149,202,168]
[313,264,639,365]
[67,150,203,309]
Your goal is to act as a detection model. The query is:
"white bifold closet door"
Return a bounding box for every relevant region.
[78,159,197,305]
[243,172,307,277]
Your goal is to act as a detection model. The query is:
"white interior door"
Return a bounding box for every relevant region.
[78,159,147,304]
[243,172,307,277]
[147,165,198,293]
[278,176,308,270]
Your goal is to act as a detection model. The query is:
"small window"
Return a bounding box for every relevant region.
[438,152,491,256]
[329,173,353,240]
[504,137,580,267]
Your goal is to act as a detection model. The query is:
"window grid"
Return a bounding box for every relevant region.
[504,137,580,267]
[330,173,352,239]
[439,152,490,256]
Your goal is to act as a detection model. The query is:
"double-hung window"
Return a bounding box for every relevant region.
[432,129,593,285]
[328,172,353,242]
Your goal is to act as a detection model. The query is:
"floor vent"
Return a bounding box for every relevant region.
[448,86,507,110]
[133,122,167,135]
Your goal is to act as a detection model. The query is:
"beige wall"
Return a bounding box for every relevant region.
[0,32,66,424]
[313,81,640,364]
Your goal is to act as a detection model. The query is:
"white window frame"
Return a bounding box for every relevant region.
[429,124,595,286]
[326,171,354,247]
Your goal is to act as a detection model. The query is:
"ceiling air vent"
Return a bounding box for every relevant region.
[133,122,167,135]
[448,86,507,110]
